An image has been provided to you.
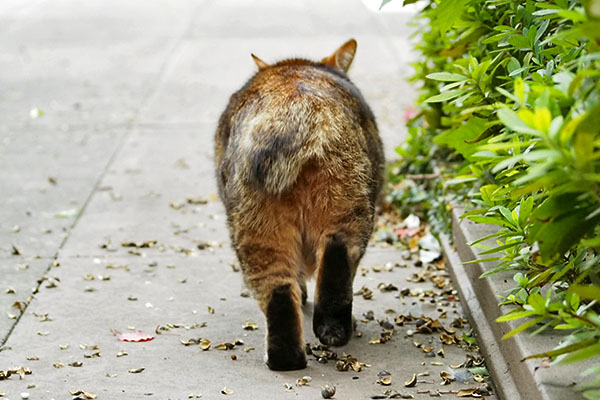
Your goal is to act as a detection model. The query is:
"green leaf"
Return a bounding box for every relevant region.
[498,206,517,227]
[463,256,503,265]
[433,117,489,160]
[426,72,468,82]
[496,86,519,102]
[479,262,520,278]
[507,57,521,75]
[424,89,468,103]
[522,338,598,360]
[508,34,531,49]
[467,215,515,228]
[519,196,534,226]
[502,316,546,339]
[527,292,546,314]
[530,194,600,259]
[478,242,521,255]
[576,102,600,136]
[432,0,467,35]
[462,332,477,346]
[497,109,539,135]
[496,310,537,322]
[571,285,600,302]
[584,390,600,400]
[562,342,600,364]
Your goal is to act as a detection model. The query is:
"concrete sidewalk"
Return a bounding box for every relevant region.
[1,1,497,399]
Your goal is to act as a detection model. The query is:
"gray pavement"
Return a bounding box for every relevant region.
[0,1,496,399]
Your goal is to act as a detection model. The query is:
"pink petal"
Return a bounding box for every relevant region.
[114,330,155,342]
[403,108,419,122]
[394,227,420,239]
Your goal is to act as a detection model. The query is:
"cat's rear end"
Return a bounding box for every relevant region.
[215,39,384,370]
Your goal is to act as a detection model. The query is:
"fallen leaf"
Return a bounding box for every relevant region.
[377,370,392,386]
[215,342,235,350]
[69,390,96,399]
[0,366,32,380]
[113,330,155,342]
[296,376,312,386]
[121,240,157,248]
[335,353,370,372]
[440,370,454,385]
[404,373,417,387]
[242,321,258,331]
[354,285,374,300]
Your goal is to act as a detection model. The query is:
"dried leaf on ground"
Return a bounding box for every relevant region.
[440,370,454,385]
[121,240,157,248]
[336,353,370,372]
[0,366,32,380]
[180,338,211,350]
[377,370,392,386]
[354,285,374,300]
[296,376,312,386]
[242,321,258,330]
[404,373,417,387]
[69,390,96,399]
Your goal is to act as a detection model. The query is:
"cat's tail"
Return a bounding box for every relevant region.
[233,98,339,195]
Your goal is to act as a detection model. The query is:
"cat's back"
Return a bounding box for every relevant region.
[216,59,381,197]
[231,60,374,136]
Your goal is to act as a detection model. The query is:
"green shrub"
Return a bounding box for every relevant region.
[386,0,600,396]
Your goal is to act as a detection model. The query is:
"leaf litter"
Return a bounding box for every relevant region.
[0,367,32,380]
[25,196,495,399]
[365,210,496,398]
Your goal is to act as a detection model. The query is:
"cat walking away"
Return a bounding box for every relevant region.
[215,39,384,370]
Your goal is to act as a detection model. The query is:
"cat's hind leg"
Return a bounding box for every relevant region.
[312,233,356,346]
[235,222,307,371]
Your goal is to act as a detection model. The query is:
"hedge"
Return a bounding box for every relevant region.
[384,0,600,397]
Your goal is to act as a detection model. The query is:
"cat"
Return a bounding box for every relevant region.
[214,39,384,370]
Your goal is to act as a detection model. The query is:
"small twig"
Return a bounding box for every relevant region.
[569,312,600,330]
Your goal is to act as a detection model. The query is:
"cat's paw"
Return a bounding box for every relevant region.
[314,313,353,347]
[266,344,307,371]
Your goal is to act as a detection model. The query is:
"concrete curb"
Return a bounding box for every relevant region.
[441,208,592,400]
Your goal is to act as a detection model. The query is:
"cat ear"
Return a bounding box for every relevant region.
[321,39,357,73]
[251,53,270,71]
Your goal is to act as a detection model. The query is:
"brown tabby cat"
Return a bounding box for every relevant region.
[214,39,384,371]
